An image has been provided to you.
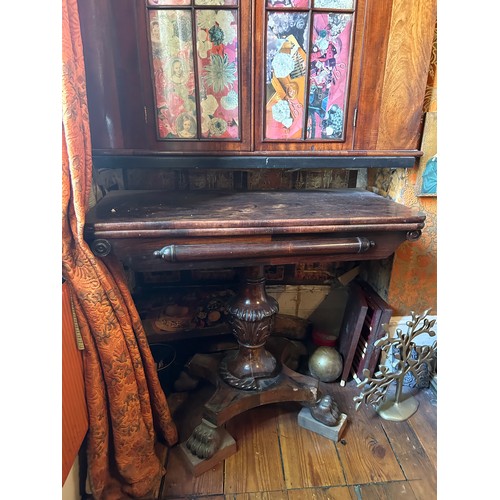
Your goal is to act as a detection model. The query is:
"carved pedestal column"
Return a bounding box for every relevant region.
[219,266,280,390]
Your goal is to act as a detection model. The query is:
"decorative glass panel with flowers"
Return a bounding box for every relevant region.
[264,1,355,141]
[196,9,240,138]
[148,3,240,140]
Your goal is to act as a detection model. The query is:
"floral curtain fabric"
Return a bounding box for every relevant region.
[62,0,178,498]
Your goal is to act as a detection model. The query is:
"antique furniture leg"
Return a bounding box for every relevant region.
[220,265,280,390]
[180,265,344,474]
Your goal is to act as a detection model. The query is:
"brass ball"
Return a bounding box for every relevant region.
[308,346,343,382]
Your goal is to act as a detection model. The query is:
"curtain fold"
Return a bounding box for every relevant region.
[62,1,178,498]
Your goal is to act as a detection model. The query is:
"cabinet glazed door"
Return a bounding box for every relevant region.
[139,0,253,152]
[254,0,365,153]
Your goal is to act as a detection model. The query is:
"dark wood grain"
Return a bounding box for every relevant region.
[77,0,125,149]
[375,0,437,150]
[91,150,422,160]
[84,189,425,272]
[353,0,393,151]
[86,189,425,231]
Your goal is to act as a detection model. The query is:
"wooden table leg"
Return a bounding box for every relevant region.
[219,265,280,390]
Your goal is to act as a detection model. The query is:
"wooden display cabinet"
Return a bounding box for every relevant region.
[77,0,436,162]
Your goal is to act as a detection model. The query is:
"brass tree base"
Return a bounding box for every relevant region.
[377,394,419,421]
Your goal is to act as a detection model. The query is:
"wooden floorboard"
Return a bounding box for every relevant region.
[330,383,406,485]
[288,486,354,499]
[233,492,290,499]
[159,379,436,499]
[408,388,437,470]
[350,481,418,499]
[277,402,346,489]
[224,405,286,495]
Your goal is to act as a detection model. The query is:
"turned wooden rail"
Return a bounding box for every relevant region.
[153,238,374,262]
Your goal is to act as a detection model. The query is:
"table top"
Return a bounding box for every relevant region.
[85,189,425,239]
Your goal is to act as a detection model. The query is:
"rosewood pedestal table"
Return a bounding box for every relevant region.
[84,189,425,473]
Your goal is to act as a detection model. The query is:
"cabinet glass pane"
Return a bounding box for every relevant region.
[149,10,198,139]
[195,0,238,5]
[266,1,310,8]
[148,0,191,5]
[265,12,309,140]
[196,9,240,138]
[306,12,352,139]
[314,0,354,8]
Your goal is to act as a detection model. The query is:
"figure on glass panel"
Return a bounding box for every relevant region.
[176,113,196,138]
[285,81,303,120]
[150,20,161,44]
[170,58,189,85]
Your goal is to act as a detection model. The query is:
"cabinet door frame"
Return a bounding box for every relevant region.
[253,0,367,154]
[134,0,253,153]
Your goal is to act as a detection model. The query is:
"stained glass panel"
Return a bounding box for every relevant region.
[196,9,240,138]
[149,10,198,139]
[265,12,309,140]
[266,1,310,8]
[314,0,354,8]
[306,12,352,139]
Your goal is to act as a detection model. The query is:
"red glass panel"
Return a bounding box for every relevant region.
[306,12,353,139]
[264,11,309,140]
[149,10,198,139]
[196,9,240,138]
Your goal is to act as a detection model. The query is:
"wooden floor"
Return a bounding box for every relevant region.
[159,380,437,500]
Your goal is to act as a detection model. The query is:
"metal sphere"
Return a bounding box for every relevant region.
[308,346,343,383]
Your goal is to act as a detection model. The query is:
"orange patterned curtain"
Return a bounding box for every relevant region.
[62,1,178,498]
